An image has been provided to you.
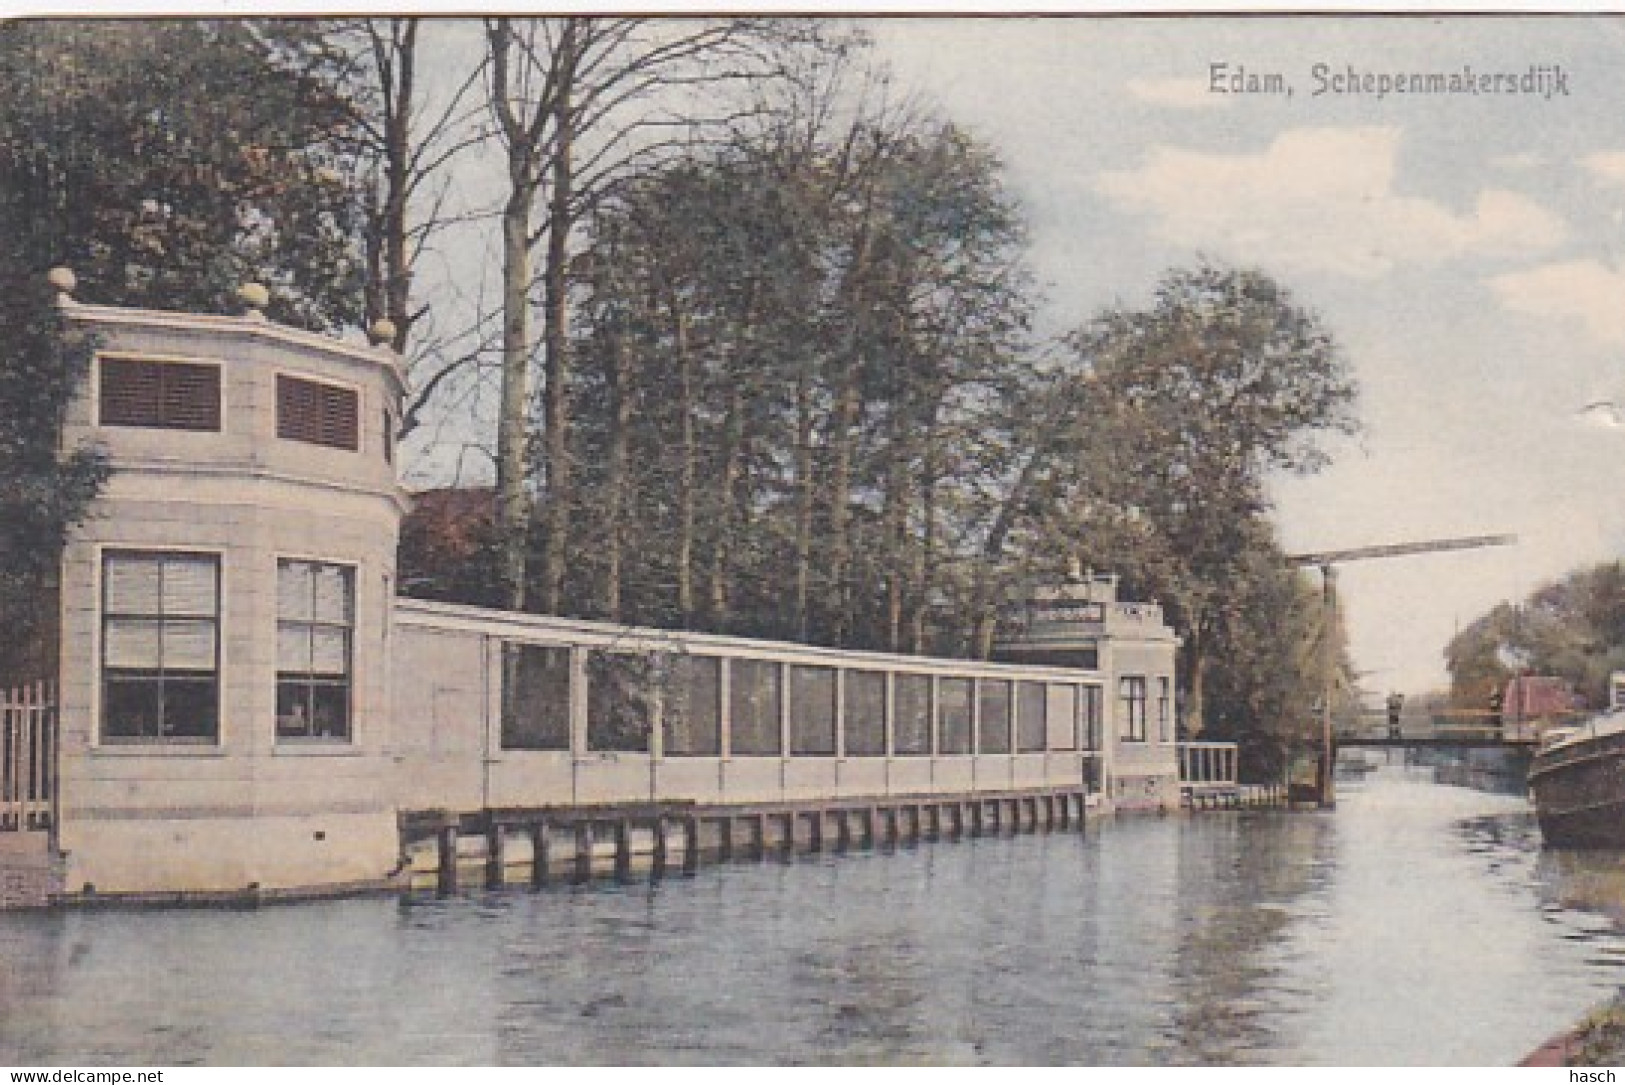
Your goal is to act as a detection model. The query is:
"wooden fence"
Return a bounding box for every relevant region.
[2,681,55,834]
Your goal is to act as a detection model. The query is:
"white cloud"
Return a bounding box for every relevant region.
[1582,151,1625,188]
[1095,127,1568,278]
[1125,77,1221,109]
[1490,260,1625,345]
[1491,151,1547,172]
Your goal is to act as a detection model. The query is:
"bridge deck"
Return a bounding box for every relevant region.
[1336,735,1539,749]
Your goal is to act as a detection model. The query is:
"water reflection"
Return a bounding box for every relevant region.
[3,767,1625,1065]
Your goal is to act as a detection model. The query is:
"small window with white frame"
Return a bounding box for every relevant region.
[1157,676,1173,742]
[276,559,354,741]
[1118,676,1147,743]
[101,550,220,743]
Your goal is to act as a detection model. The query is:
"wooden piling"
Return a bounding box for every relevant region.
[651,816,669,879]
[719,817,734,862]
[614,820,633,880]
[682,816,700,875]
[573,822,593,884]
[484,823,505,889]
[808,809,824,853]
[836,808,852,851]
[754,813,769,860]
[436,824,458,896]
[530,823,551,889]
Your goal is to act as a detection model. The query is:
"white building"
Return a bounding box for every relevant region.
[2,282,1182,905]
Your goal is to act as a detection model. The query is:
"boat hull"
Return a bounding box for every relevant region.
[1528,728,1625,848]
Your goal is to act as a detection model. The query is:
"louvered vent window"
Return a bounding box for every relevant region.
[98,358,221,431]
[277,375,359,451]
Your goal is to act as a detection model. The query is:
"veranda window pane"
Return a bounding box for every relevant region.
[313,566,352,623]
[843,670,886,756]
[106,557,161,615]
[310,629,348,676]
[894,674,932,755]
[310,684,350,739]
[790,665,837,756]
[164,679,219,739]
[277,561,314,620]
[729,659,781,756]
[104,620,161,669]
[163,621,216,670]
[979,679,1011,754]
[1016,681,1047,753]
[161,559,217,616]
[587,651,653,753]
[939,678,972,755]
[662,654,720,756]
[277,625,311,671]
[277,681,314,738]
[102,679,161,739]
[1046,684,1078,751]
[500,643,572,751]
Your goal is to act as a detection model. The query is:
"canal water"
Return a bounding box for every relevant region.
[4,764,1625,1066]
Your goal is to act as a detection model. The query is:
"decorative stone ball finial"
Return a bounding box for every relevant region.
[47,266,77,300]
[238,282,270,320]
[368,318,398,349]
[1066,555,1083,583]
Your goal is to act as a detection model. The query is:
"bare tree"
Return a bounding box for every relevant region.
[482,15,837,613]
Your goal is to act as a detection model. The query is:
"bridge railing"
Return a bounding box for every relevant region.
[1177,741,1238,794]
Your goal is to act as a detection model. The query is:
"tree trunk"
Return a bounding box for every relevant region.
[822,226,870,647]
[1184,626,1207,738]
[495,177,534,611]
[537,17,579,615]
[792,364,815,640]
[911,450,937,654]
[602,324,630,622]
[379,18,415,351]
[672,302,697,625]
[708,375,744,629]
[882,394,910,653]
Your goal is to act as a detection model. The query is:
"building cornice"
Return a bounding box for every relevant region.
[60,299,409,397]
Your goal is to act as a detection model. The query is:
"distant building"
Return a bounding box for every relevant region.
[1502,675,1584,740]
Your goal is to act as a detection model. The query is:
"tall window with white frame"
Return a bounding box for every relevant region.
[276,559,354,741]
[1118,675,1147,743]
[101,551,220,742]
[1157,676,1173,742]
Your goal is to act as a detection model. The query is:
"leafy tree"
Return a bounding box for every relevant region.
[0,276,107,680]
[1447,561,1625,710]
[564,110,1032,651]
[482,16,846,613]
[398,487,504,607]
[1050,263,1359,731]
[0,20,368,329]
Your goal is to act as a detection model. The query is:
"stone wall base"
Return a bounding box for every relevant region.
[0,834,65,909]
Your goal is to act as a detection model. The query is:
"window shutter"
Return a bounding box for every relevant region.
[100,358,220,431]
[277,375,359,451]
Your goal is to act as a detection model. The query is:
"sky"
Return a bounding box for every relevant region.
[842,15,1625,699]
[375,13,1625,701]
